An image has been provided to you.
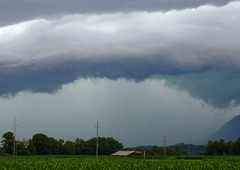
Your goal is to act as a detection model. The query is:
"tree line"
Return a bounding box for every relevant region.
[145,145,189,155]
[166,143,205,155]
[125,145,190,156]
[126,143,206,155]
[1,132,123,155]
[0,131,200,156]
[4,130,240,156]
[203,138,240,155]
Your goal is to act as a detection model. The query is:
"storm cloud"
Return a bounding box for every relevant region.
[0,0,234,27]
[1,2,240,109]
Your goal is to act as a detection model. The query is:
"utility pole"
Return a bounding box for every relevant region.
[95,120,101,161]
[13,118,16,156]
[163,135,167,156]
[188,138,191,156]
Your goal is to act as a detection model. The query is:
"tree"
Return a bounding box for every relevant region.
[75,138,85,155]
[147,145,164,155]
[84,138,96,155]
[89,137,124,155]
[204,139,229,155]
[106,137,124,154]
[218,139,228,155]
[1,132,14,154]
[173,147,182,155]
[98,137,110,155]
[63,141,76,155]
[49,137,59,155]
[17,138,31,155]
[27,139,37,155]
[32,133,51,155]
[82,137,123,155]
[182,150,189,155]
[57,139,65,155]
[229,138,240,155]
[205,140,216,155]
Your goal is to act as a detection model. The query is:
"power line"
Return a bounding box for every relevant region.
[18,125,94,128]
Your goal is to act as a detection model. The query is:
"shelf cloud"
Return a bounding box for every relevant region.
[1,2,240,109]
[0,0,234,26]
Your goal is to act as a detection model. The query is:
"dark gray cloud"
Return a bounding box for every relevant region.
[163,71,240,109]
[0,0,234,26]
[1,56,240,109]
[1,2,240,109]
[0,57,185,97]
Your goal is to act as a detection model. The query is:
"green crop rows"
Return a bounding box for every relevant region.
[0,155,240,170]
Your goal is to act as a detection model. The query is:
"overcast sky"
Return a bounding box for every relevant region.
[0,0,240,147]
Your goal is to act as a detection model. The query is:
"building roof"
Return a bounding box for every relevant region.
[134,151,143,154]
[111,150,136,156]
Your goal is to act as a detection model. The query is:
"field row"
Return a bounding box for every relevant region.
[0,156,240,170]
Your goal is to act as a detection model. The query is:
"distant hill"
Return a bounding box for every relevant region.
[135,145,153,150]
[166,143,205,155]
[129,144,205,155]
[201,115,240,144]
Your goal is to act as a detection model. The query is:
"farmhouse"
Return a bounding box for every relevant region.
[111,150,143,157]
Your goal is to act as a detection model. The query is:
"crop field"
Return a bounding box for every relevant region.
[0,155,240,170]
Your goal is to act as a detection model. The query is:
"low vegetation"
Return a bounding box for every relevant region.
[0,155,240,169]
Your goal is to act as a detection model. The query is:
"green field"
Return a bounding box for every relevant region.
[0,155,240,170]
